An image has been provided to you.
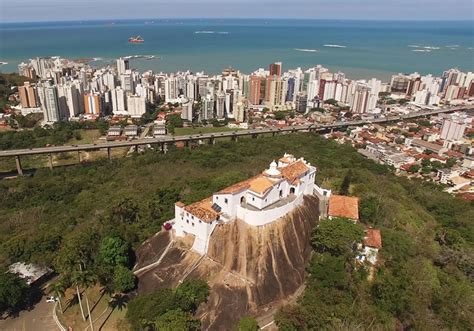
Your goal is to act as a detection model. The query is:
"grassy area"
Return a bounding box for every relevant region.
[174,126,238,135]
[67,129,102,145]
[57,285,127,331]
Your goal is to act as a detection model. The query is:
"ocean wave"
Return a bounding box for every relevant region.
[123,55,159,60]
[323,44,347,48]
[408,45,440,50]
[294,48,319,53]
[92,57,103,61]
[445,45,459,48]
[0,61,7,65]
[195,31,229,34]
[412,49,431,53]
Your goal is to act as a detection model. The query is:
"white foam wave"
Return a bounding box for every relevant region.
[323,44,347,48]
[0,61,8,66]
[195,31,229,34]
[412,49,431,53]
[294,48,319,53]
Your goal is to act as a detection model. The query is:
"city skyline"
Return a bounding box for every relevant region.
[1,0,473,22]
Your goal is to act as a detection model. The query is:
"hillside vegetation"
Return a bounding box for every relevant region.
[0,133,472,329]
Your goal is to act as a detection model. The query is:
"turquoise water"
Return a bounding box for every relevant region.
[0,19,473,81]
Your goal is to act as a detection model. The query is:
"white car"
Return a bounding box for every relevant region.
[46,296,57,303]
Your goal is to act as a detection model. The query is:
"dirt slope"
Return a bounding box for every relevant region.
[136,196,319,330]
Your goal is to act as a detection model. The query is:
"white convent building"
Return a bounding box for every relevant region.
[173,154,318,254]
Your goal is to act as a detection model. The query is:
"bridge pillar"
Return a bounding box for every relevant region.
[15,156,23,176]
[231,135,238,142]
[272,132,276,137]
[48,154,53,171]
[209,138,215,145]
[107,148,111,161]
[252,134,257,139]
[77,151,81,163]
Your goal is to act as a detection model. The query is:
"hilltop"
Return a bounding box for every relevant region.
[0,133,472,329]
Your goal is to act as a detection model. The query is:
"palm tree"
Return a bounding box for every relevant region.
[71,272,86,321]
[100,294,128,330]
[50,280,66,314]
[76,270,96,331]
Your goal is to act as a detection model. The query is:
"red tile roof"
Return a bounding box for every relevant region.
[184,197,220,223]
[328,195,359,220]
[364,229,382,249]
[279,160,309,182]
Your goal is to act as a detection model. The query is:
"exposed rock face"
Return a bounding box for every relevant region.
[136,196,319,330]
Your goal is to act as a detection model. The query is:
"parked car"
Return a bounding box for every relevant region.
[46,296,57,303]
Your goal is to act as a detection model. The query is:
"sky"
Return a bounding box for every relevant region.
[0,0,473,22]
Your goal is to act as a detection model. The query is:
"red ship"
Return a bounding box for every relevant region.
[128,36,144,43]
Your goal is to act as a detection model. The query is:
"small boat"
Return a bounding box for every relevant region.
[128,36,144,43]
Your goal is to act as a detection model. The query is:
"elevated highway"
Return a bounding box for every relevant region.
[0,106,468,175]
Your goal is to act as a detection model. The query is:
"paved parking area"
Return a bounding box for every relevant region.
[0,295,58,331]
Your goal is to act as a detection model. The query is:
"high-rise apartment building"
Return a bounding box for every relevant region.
[18,82,39,108]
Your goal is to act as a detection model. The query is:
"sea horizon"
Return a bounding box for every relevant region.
[1,18,473,81]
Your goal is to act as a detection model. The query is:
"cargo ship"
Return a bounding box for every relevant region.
[128,36,144,43]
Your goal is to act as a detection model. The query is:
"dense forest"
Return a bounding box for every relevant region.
[0,133,472,329]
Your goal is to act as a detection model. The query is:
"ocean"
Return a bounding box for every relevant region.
[0,19,473,81]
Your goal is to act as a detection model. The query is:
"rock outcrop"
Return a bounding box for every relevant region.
[135,195,319,330]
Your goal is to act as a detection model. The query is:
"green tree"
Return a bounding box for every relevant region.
[126,288,176,331]
[275,305,310,331]
[99,236,131,268]
[324,99,338,106]
[175,279,210,313]
[113,266,136,293]
[110,198,139,224]
[0,269,28,314]
[274,111,286,120]
[407,164,420,173]
[49,280,66,314]
[167,114,183,128]
[311,217,364,256]
[236,316,259,331]
[340,170,352,195]
[153,309,200,331]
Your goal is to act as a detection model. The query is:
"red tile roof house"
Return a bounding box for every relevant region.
[361,229,383,265]
[327,195,360,222]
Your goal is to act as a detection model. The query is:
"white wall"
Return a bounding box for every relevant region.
[236,193,305,227]
[174,205,216,254]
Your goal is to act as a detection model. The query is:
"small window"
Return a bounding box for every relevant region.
[186,220,189,224]
[252,197,255,201]
[265,199,267,202]
[192,223,195,226]
[192,216,194,220]
[225,198,228,204]
[199,220,202,223]
[216,196,219,200]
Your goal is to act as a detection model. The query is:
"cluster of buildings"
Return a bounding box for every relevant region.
[327,111,474,199]
[390,69,474,106]
[14,56,473,128]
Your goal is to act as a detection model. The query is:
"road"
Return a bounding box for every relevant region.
[0,106,467,159]
[0,297,58,331]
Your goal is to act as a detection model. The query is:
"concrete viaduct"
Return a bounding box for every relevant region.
[0,107,468,175]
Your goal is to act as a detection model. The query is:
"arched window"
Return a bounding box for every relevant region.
[290,187,296,195]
